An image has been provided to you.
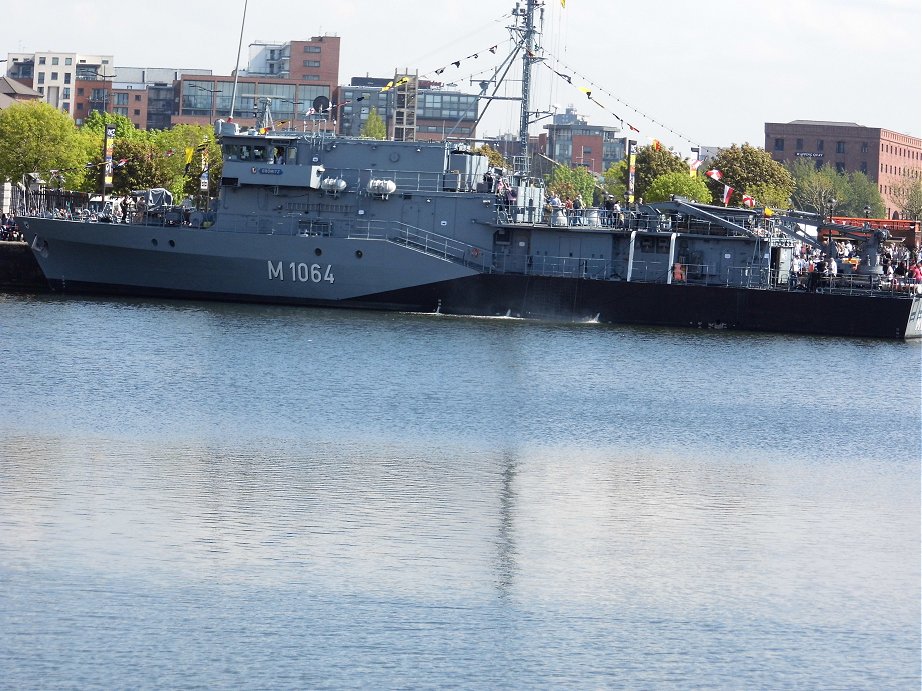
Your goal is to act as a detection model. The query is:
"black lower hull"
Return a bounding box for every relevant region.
[41,272,921,340]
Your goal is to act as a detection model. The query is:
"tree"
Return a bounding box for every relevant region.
[545,164,596,205]
[473,145,508,170]
[645,171,711,203]
[109,139,173,194]
[81,111,142,141]
[632,145,687,200]
[842,170,885,218]
[787,161,884,218]
[704,144,794,208]
[889,169,922,221]
[600,161,627,202]
[0,102,87,190]
[151,124,222,200]
[361,108,387,140]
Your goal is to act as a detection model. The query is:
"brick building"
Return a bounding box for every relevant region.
[536,106,625,175]
[765,120,922,219]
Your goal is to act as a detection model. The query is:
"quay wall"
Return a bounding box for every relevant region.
[0,242,49,292]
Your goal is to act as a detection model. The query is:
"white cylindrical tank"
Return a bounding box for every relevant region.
[367,179,397,196]
[321,177,348,193]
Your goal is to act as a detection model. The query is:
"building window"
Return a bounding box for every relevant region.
[62,102,69,112]
[37,73,45,84]
[77,87,84,96]
[134,94,141,101]
[860,161,867,173]
[303,60,321,67]
[303,75,320,80]
[303,45,321,53]
[65,57,72,65]
[835,162,845,173]
[836,141,845,154]
[76,102,84,111]
[64,73,71,84]
[51,72,58,81]
[861,141,868,153]
[774,138,784,151]
[795,138,803,149]
[38,56,46,65]
[816,139,824,151]
[63,87,70,99]
[134,109,141,116]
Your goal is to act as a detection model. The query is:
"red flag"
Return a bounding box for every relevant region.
[706,169,723,181]
[742,194,755,208]
[722,185,734,206]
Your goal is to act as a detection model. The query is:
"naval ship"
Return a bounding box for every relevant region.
[17,1,922,340]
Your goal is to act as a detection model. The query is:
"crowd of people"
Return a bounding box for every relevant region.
[545,193,626,227]
[0,213,21,241]
[788,240,921,291]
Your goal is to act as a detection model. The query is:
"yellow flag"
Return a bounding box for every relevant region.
[184,147,194,165]
[561,0,566,7]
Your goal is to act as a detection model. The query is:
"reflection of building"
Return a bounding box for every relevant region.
[337,77,478,141]
[174,76,333,131]
[116,67,212,130]
[536,105,625,174]
[765,120,922,220]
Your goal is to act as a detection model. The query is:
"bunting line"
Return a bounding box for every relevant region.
[543,50,700,147]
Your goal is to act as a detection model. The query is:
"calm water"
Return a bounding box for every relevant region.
[0,293,919,689]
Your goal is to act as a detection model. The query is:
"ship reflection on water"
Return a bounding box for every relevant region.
[0,295,918,687]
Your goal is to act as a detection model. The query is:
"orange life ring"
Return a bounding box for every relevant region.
[472,247,480,258]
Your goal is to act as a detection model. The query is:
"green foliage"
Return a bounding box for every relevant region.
[0,101,86,187]
[546,164,596,204]
[645,171,711,203]
[361,108,387,140]
[704,144,794,207]
[632,146,688,200]
[81,110,142,140]
[473,145,508,170]
[109,139,173,194]
[786,161,884,218]
[842,170,885,218]
[601,161,627,201]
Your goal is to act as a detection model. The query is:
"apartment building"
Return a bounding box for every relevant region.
[765,120,922,219]
[7,51,115,117]
[537,106,625,175]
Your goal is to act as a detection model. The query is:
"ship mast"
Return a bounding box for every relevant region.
[516,0,541,177]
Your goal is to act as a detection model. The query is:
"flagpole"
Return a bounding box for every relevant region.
[229,0,248,121]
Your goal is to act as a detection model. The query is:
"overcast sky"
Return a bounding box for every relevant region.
[3,0,919,159]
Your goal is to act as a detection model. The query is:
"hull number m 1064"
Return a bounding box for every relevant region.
[268,261,335,283]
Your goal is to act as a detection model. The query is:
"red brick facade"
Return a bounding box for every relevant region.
[765,120,922,219]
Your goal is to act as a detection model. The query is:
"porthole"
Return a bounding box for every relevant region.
[355,250,363,258]
[315,247,322,256]
[151,238,158,246]
[169,240,175,247]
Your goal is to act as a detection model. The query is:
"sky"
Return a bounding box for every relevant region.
[2,0,919,160]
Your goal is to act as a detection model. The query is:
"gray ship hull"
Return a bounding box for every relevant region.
[20,217,922,340]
